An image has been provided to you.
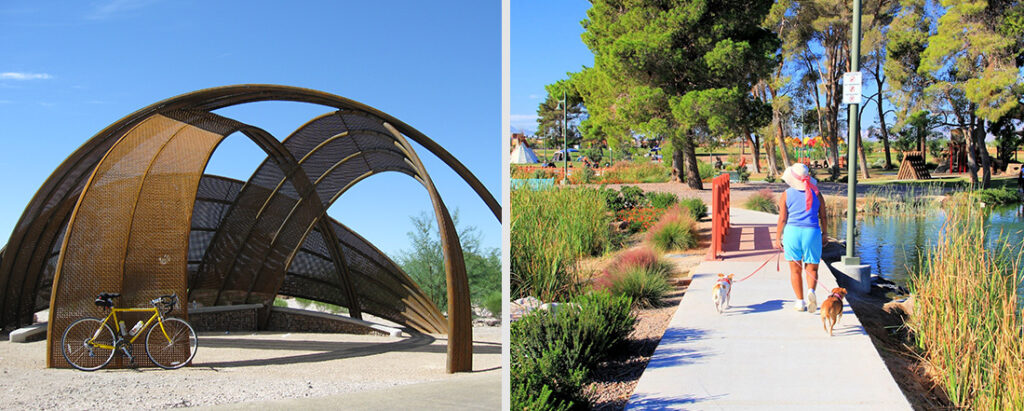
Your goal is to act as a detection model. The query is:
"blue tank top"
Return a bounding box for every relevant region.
[785,187,819,228]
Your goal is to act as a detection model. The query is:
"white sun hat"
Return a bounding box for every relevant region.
[781,163,816,191]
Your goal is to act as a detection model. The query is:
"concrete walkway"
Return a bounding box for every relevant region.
[627,208,910,410]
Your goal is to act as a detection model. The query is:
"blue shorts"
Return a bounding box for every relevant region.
[783,225,822,264]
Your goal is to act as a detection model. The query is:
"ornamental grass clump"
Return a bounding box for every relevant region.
[907,204,1024,409]
[511,187,612,302]
[744,189,778,214]
[645,205,698,252]
[601,247,674,308]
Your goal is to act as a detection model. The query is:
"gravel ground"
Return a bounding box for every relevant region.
[584,220,709,410]
[0,326,500,410]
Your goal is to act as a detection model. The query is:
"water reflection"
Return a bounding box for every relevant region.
[832,204,1024,288]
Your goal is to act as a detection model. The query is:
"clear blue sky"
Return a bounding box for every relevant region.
[511,1,891,142]
[0,0,499,257]
[511,1,592,134]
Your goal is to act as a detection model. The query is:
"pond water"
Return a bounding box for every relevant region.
[829,204,1024,292]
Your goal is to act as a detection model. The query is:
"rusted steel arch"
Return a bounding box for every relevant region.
[190,175,447,334]
[168,84,499,220]
[196,111,418,312]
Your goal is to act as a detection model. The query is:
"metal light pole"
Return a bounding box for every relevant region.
[843,0,862,266]
[561,90,568,184]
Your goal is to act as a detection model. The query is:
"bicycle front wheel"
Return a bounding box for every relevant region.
[145,317,197,369]
[61,317,116,371]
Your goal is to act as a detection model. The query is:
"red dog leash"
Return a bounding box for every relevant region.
[733,250,782,283]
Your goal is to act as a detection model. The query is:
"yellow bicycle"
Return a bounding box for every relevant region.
[60,293,198,371]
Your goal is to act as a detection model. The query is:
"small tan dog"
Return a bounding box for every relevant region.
[712,274,734,314]
[820,287,847,336]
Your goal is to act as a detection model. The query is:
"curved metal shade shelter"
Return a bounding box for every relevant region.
[0,85,498,373]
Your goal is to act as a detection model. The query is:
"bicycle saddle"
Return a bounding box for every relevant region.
[94,292,120,307]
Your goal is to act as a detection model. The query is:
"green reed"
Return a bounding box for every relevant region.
[907,201,1024,409]
[511,187,612,302]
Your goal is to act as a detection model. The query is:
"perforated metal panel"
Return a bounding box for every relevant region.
[47,113,230,368]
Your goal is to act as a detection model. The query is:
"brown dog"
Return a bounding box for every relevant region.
[820,287,847,336]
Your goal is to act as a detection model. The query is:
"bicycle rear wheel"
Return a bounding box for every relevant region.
[144,317,197,369]
[61,317,116,371]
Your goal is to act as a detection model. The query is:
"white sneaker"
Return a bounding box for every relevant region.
[805,289,817,313]
[793,299,806,311]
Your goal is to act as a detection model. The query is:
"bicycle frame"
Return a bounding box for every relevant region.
[88,307,171,350]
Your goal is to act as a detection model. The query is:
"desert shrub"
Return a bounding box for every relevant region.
[619,185,646,208]
[645,206,699,252]
[511,187,612,301]
[599,186,626,212]
[738,168,750,183]
[678,197,707,220]
[511,291,635,409]
[647,192,678,209]
[745,189,778,214]
[482,290,502,318]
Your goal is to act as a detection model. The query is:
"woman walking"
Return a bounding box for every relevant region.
[775,164,828,312]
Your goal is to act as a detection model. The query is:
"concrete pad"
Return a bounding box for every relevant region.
[9,323,46,343]
[627,208,910,410]
[202,371,499,411]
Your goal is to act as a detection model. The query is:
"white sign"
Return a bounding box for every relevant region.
[842,71,862,105]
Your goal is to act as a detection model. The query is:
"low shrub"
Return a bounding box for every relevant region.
[482,290,502,318]
[647,192,678,209]
[619,185,646,209]
[645,206,699,252]
[971,187,1021,205]
[745,189,778,214]
[678,197,707,220]
[511,291,636,409]
[764,174,777,183]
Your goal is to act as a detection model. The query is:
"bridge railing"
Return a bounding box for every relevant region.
[706,173,731,260]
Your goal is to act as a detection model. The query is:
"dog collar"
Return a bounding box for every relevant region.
[831,292,843,300]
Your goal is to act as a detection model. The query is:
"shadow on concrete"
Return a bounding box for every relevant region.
[644,327,711,370]
[197,334,500,368]
[724,299,785,316]
[628,391,726,409]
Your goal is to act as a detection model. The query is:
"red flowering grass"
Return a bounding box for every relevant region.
[592,246,674,307]
[645,205,699,251]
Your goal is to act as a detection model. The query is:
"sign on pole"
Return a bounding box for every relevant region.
[842,72,862,105]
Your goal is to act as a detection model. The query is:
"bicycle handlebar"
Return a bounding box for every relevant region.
[150,294,177,314]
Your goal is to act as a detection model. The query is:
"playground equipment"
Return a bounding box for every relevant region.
[896,151,932,180]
